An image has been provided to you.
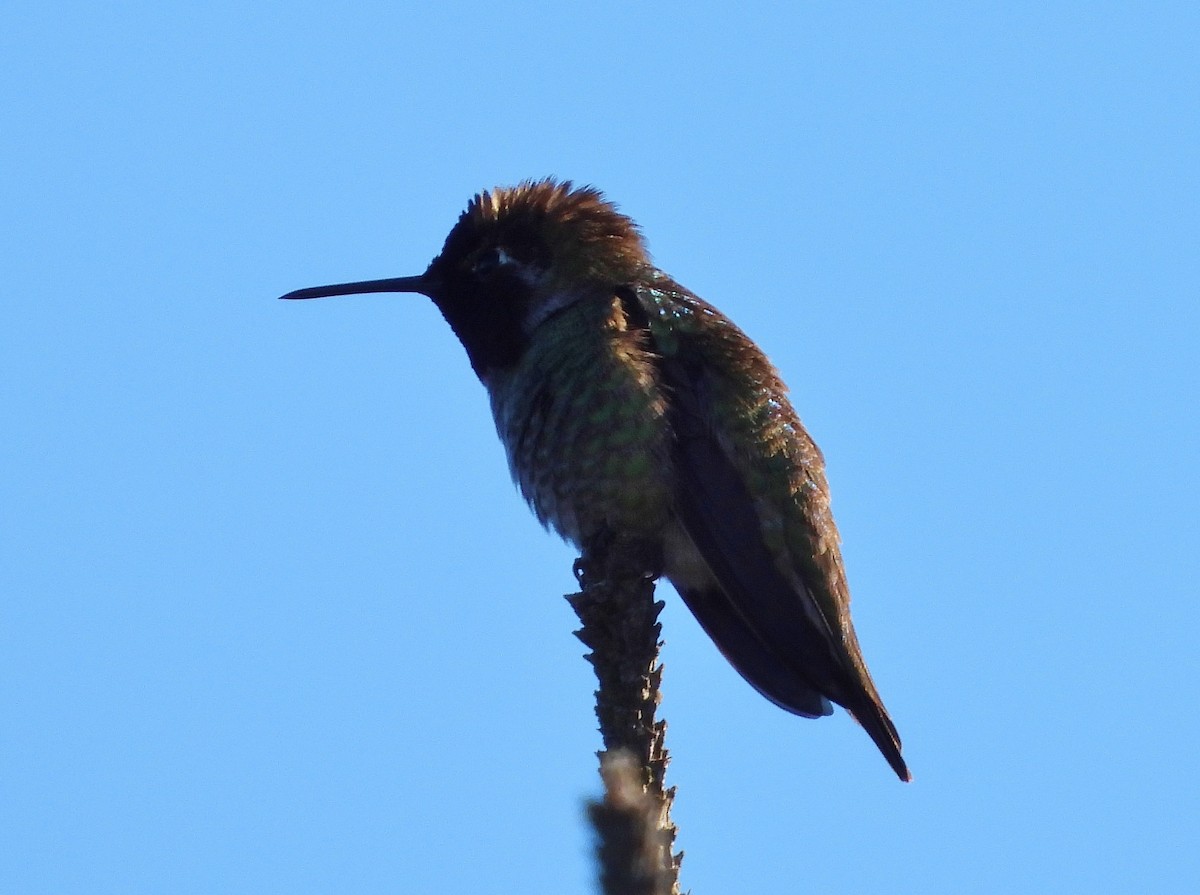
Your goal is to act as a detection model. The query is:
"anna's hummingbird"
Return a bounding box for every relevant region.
[281,179,910,781]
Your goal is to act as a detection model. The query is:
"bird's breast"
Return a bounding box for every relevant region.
[484,295,674,547]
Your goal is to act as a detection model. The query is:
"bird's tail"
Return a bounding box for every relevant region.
[845,689,910,782]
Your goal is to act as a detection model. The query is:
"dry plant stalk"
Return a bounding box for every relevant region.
[569,539,683,895]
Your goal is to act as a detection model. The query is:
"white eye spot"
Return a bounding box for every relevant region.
[473,246,515,277]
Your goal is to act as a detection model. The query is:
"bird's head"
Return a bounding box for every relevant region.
[280,179,651,376]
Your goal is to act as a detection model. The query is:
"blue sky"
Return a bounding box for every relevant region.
[3,3,1197,892]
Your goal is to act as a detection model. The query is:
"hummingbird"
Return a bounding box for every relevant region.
[280,179,910,781]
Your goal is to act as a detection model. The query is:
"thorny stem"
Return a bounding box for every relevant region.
[568,538,682,895]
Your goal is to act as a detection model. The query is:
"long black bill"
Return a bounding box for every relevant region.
[278,275,432,301]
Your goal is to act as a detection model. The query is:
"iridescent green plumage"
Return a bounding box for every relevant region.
[279,179,909,781]
[488,291,672,543]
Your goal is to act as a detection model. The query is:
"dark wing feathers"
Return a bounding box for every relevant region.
[624,283,910,781]
[666,363,838,718]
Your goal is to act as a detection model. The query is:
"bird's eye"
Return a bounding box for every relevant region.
[472,246,513,278]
